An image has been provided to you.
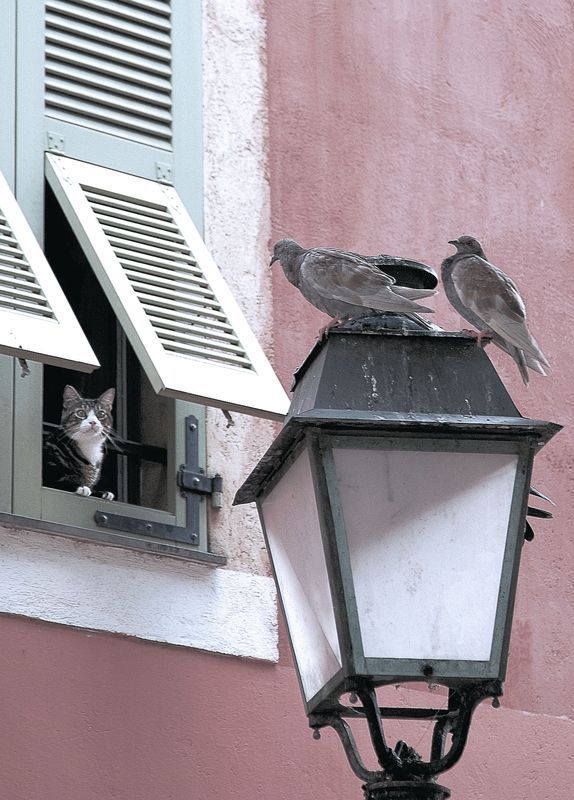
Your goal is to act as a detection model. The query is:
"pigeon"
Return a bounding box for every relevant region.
[270,239,437,323]
[441,236,549,384]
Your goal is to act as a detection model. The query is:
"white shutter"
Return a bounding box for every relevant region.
[46,154,289,420]
[0,168,99,371]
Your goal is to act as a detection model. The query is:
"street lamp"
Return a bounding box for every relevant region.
[234,326,560,800]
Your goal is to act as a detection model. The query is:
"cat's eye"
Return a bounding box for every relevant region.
[74,410,87,419]
[96,410,108,420]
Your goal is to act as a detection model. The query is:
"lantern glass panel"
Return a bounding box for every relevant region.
[261,447,342,701]
[332,446,518,661]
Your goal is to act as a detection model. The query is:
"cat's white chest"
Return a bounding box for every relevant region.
[75,437,104,465]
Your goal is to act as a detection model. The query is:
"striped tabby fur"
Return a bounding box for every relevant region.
[43,385,115,500]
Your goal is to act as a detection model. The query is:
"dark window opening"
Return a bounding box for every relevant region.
[42,184,170,511]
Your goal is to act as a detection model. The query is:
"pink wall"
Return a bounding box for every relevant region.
[267,0,574,794]
[1,613,574,800]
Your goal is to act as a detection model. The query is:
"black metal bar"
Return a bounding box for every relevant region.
[43,422,167,464]
[338,706,456,721]
[310,680,502,784]
[308,713,378,783]
[182,415,201,538]
[356,684,398,772]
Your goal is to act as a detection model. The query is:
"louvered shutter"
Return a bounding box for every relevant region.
[46,154,289,420]
[45,0,172,151]
[0,168,99,371]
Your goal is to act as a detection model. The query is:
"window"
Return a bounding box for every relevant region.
[0,0,287,560]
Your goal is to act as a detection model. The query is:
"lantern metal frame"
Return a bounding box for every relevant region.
[234,327,561,799]
[242,418,549,715]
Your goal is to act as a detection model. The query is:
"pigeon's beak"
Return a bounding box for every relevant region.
[269,254,278,266]
[448,239,459,246]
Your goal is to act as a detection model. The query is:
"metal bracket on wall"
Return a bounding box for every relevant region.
[94,415,223,553]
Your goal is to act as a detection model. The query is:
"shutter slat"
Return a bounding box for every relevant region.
[124,267,209,294]
[47,0,171,32]
[140,300,230,327]
[130,281,219,309]
[140,294,229,321]
[0,296,54,316]
[45,29,171,75]
[89,203,180,234]
[149,313,239,342]
[121,260,205,287]
[84,191,172,217]
[46,73,171,111]
[46,45,171,89]
[159,338,252,368]
[46,2,171,42]
[45,0,172,148]
[109,237,193,262]
[46,155,290,421]
[102,225,187,250]
[156,327,252,358]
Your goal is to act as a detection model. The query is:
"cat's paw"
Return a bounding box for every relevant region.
[100,491,115,501]
[76,486,92,497]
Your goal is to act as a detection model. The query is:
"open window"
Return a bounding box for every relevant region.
[0,0,287,560]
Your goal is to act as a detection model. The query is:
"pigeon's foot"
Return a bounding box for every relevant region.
[317,317,342,341]
[462,328,493,348]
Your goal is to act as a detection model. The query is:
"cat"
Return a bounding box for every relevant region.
[43,385,116,500]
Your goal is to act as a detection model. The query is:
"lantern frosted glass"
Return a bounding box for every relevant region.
[255,433,530,713]
[261,447,342,702]
[332,443,517,662]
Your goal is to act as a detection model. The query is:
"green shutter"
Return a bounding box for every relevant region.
[7,0,212,552]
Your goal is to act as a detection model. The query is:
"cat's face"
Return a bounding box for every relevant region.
[61,385,115,442]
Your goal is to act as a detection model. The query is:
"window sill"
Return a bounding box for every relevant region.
[0,511,226,566]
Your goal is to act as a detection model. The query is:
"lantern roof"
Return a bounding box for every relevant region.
[234,328,561,505]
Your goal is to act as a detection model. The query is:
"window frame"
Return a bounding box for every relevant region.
[0,0,227,562]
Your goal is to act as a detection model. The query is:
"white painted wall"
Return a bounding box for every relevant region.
[0,525,277,660]
[0,0,279,661]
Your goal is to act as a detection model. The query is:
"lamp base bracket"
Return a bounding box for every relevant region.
[364,781,450,800]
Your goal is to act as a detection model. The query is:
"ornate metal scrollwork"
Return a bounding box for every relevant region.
[308,679,502,799]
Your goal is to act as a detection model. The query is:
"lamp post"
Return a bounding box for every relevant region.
[234,326,560,799]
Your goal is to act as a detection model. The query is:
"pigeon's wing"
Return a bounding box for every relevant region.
[311,248,397,286]
[301,251,434,313]
[452,256,549,367]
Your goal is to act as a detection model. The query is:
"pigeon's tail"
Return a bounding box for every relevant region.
[515,347,530,385]
[527,334,550,370]
[492,337,547,384]
[392,286,437,301]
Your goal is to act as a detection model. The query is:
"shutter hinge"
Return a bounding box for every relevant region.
[177,467,223,509]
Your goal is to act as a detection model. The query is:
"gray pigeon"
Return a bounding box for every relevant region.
[441,235,549,384]
[270,239,436,322]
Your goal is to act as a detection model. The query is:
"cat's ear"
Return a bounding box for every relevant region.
[62,385,81,408]
[98,388,115,409]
